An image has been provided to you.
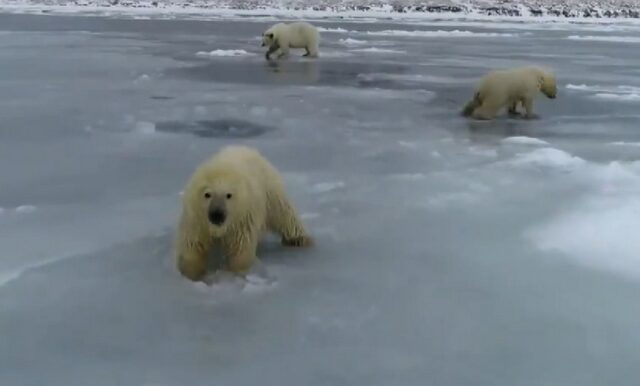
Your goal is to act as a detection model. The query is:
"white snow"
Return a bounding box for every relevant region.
[339,37,367,45]
[527,161,640,278]
[317,27,351,33]
[567,35,640,43]
[134,120,156,134]
[196,49,251,57]
[351,47,406,54]
[14,205,37,214]
[593,93,640,102]
[506,148,586,171]
[566,84,640,102]
[366,29,519,37]
[311,181,346,193]
[609,142,640,147]
[501,136,550,146]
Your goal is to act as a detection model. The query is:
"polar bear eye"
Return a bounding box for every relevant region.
[226,193,233,199]
[204,192,211,199]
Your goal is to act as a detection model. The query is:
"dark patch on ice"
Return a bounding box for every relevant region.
[150,95,174,100]
[155,119,274,138]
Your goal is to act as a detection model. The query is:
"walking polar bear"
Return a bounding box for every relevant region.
[262,21,320,60]
[462,66,557,120]
[176,145,313,281]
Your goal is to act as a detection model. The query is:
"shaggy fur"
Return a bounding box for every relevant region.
[176,146,313,281]
[261,21,320,60]
[462,66,557,120]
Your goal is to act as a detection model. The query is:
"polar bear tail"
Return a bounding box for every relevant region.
[461,92,481,117]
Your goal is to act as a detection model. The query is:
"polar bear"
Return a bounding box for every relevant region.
[175,146,313,281]
[261,21,320,60]
[462,66,557,120]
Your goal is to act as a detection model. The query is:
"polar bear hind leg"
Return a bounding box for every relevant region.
[471,98,503,120]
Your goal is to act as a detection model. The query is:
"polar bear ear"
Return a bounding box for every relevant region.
[265,33,274,39]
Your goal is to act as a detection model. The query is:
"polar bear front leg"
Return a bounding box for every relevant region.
[277,45,290,59]
[268,195,313,247]
[265,43,280,60]
[522,96,538,119]
[508,99,521,116]
[226,230,259,274]
[177,241,209,282]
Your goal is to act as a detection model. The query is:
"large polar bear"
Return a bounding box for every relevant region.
[175,145,313,281]
[261,21,320,60]
[462,66,557,120]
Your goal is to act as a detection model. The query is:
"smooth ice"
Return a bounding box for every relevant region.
[1,13,640,386]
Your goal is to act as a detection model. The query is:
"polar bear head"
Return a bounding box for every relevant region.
[536,69,557,99]
[261,24,283,48]
[186,167,251,238]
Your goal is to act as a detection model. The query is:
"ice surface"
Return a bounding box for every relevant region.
[1,12,640,386]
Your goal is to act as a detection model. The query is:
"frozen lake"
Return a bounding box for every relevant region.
[1,13,640,386]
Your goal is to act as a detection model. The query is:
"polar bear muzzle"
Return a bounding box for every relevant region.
[207,199,227,226]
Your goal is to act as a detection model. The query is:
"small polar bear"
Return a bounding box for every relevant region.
[261,21,320,60]
[462,66,557,120]
[175,145,313,281]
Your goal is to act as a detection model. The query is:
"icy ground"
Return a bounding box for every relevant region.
[2,13,640,386]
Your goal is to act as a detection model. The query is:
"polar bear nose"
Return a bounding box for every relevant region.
[208,208,226,226]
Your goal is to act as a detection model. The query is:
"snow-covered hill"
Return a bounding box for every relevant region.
[2,0,640,20]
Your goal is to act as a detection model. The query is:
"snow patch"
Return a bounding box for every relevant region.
[14,205,37,214]
[508,148,586,171]
[134,121,156,134]
[566,84,640,102]
[134,74,151,84]
[196,265,277,299]
[609,142,640,147]
[196,49,251,57]
[300,212,320,220]
[317,27,351,33]
[501,136,550,146]
[339,38,366,45]
[311,181,346,193]
[359,72,472,84]
[351,47,405,54]
[397,140,419,149]
[527,161,640,278]
[567,35,640,43]
[366,29,518,38]
[593,93,640,102]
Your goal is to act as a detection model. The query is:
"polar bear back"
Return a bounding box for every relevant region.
[276,22,319,49]
[477,67,542,101]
